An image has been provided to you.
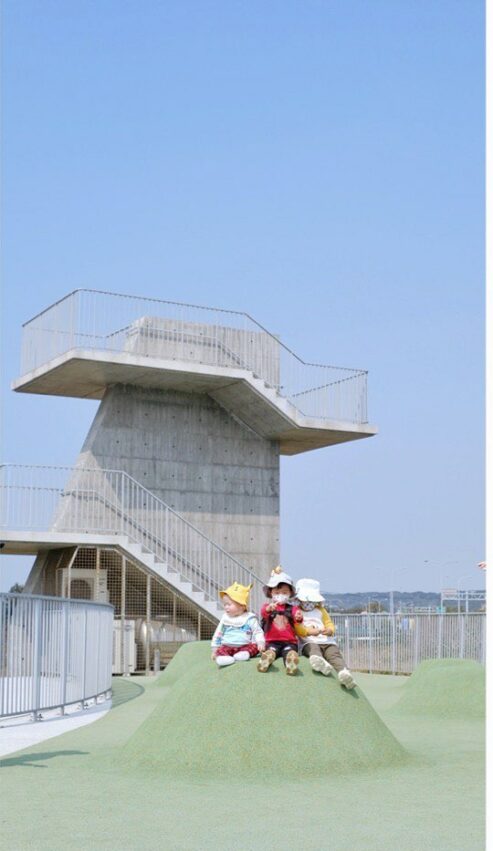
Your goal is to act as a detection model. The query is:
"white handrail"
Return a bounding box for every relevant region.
[18,290,368,424]
[0,464,265,611]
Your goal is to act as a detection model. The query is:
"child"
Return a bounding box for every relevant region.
[294,577,356,689]
[257,566,303,675]
[211,581,265,667]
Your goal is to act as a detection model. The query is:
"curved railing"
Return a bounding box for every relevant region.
[0,592,113,719]
[18,289,368,424]
[0,464,265,612]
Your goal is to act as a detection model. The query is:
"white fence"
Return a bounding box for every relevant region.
[331,613,486,674]
[18,289,368,424]
[0,592,113,719]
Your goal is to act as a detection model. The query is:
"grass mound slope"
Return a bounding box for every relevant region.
[390,659,485,720]
[124,642,407,779]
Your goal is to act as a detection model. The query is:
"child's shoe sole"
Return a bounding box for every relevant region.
[257,650,276,672]
[285,650,299,676]
[338,668,357,689]
[309,655,334,676]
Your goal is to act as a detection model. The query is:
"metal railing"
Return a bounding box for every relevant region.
[18,289,368,424]
[331,613,486,674]
[0,592,113,719]
[0,463,264,612]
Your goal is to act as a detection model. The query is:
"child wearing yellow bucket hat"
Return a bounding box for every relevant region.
[211,581,265,668]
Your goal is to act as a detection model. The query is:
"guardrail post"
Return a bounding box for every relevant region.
[368,613,373,674]
[345,618,350,668]
[459,615,465,659]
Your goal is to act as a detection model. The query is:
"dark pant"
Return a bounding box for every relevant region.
[266,641,298,666]
[301,642,347,673]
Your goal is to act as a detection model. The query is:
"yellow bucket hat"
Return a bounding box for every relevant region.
[220,581,253,608]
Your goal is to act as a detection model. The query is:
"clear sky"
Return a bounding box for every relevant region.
[0,0,485,594]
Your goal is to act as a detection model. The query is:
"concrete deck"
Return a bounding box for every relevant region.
[12,349,377,454]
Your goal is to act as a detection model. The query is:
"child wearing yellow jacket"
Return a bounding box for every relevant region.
[294,578,356,689]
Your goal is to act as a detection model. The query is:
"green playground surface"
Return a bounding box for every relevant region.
[0,644,485,851]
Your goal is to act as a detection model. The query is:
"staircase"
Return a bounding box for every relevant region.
[0,463,265,618]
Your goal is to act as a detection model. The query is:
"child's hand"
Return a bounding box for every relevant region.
[266,602,277,613]
[321,627,334,636]
[257,642,265,652]
[211,651,217,660]
[294,611,303,622]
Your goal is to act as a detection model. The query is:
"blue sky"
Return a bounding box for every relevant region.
[0,0,485,593]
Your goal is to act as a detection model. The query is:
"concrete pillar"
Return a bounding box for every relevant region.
[75,384,280,580]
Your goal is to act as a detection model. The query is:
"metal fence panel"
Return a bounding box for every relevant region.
[331,613,485,674]
[0,592,113,719]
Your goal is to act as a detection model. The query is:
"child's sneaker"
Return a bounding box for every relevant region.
[216,656,235,667]
[285,650,299,676]
[338,668,356,689]
[309,655,334,677]
[233,651,250,661]
[257,648,276,672]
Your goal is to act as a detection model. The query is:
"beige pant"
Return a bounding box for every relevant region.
[302,642,347,673]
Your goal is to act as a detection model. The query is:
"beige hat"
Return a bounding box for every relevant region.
[295,578,325,603]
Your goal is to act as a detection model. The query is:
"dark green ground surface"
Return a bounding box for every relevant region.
[0,644,485,851]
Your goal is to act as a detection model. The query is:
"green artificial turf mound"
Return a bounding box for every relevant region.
[124,641,407,778]
[390,659,485,720]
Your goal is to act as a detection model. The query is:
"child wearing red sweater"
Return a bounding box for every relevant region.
[257,566,303,676]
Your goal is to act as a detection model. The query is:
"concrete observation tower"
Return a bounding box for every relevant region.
[1,290,376,672]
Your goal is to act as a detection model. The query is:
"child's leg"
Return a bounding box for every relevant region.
[215,646,236,667]
[323,645,356,688]
[257,643,279,672]
[282,643,299,675]
[233,642,259,661]
[303,642,334,676]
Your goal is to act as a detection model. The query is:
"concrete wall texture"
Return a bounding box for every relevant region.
[76,384,280,579]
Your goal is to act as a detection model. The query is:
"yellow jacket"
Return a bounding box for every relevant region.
[295,605,335,638]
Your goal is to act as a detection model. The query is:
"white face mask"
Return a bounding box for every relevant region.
[272,593,290,604]
[300,601,316,611]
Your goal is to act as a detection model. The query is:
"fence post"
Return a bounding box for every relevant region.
[437,613,443,659]
[391,615,396,676]
[368,613,373,674]
[145,574,151,676]
[414,615,420,672]
[459,615,465,659]
[32,599,42,721]
[81,607,88,703]
[121,556,128,676]
[345,618,351,668]
[61,602,69,713]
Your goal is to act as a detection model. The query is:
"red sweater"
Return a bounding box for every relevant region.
[261,602,301,643]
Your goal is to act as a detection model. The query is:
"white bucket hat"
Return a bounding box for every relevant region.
[263,566,295,596]
[295,578,325,603]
